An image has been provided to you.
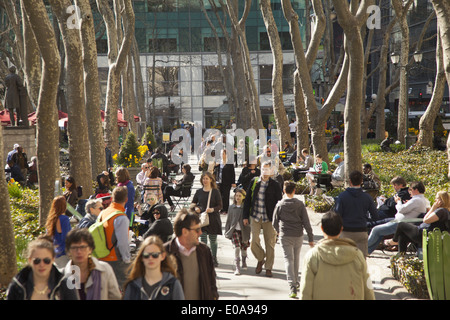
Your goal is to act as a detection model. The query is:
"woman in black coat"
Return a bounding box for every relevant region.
[214,149,235,214]
[143,204,174,243]
[191,171,222,266]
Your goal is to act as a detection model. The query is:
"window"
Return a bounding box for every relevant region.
[149,38,177,53]
[259,64,295,94]
[204,66,225,95]
[148,66,179,97]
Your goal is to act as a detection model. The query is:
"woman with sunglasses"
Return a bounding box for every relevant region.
[142,204,174,243]
[63,228,122,300]
[123,236,184,300]
[7,236,78,300]
[136,192,159,236]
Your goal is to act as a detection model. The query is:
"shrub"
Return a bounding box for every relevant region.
[390,254,429,299]
[115,131,144,168]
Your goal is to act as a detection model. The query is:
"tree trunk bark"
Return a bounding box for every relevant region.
[49,0,93,199]
[417,30,446,148]
[260,0,290,145]
[97,0,135,156]
[0,126,17,287]
[22,0,61,226]
[332,0,372,177]
[76,0,106,176]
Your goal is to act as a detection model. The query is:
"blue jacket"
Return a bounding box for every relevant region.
[123,272,185,300]
[335,187,378,232]
[118,180,135,221]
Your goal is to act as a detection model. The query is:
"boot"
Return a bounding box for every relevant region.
[241,255,248,270]
[234,258,241,275]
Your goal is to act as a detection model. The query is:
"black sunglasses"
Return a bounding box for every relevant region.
[32,257,52,265]
[142,252,162,259]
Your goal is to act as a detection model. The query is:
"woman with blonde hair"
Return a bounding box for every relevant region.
[45,196,71,268]
[6,236,78,300]
[190,171,222,266]
[123,236,184,300]
[388,190,450,253]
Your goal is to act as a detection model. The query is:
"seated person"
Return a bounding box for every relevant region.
[96,171,112,194]
[27,156,38,185]
[387,190,450,253]
[380,137,393,152]
[77,199,103,229]
[6,160,26,186]
[373,176,411,224]
[143,167,164,204]
[292,148,314,182]
[367,181,430,255]
[151,147,170,177]
[142,204,174,243]
[136,192,159,236]
[164,164,195,211]
[327,154,345,188]
[136,163,149,187]
[306,154,328,195]
[362,163,381,190]
[237,162,260,191]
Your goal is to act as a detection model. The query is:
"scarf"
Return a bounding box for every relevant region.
[86,269,102,300]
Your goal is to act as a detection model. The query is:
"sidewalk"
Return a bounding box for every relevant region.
[174,153,416,300]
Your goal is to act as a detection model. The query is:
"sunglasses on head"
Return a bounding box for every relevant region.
[32,257,52,265]
[142,252,162,259]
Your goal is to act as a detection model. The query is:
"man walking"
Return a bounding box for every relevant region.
[243,160,282,277]
[335,170,378,258]
[165,209,219,300]
[98,186,130,288]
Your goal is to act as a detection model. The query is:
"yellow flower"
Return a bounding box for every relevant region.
[112,154,118,161]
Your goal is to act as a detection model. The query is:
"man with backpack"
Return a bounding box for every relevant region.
[96,186,130,289]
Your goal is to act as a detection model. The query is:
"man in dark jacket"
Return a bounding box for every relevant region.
[5,66,24,127]
[335,170,378,258]
[243,160,282,277]
[375,176,411,220]
[164,209,218,300]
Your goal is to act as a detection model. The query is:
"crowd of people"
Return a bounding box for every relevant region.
[5,125,450,301]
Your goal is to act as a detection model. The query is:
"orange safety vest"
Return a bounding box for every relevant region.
[99,203,127,262]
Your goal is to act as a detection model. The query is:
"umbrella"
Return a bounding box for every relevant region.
[0,109,16,126]
[28,110,68,126]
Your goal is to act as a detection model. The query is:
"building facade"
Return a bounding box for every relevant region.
[96,0,307,130]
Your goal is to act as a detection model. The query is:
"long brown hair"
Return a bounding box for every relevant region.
[125,236,178,288]
[45,196,67,237]
[200,171,217,189]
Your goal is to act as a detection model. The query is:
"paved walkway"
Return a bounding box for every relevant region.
[165,153,417,300]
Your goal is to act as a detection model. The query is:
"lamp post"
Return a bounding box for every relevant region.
[390,50,423,148]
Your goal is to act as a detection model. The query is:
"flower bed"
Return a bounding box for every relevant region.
[390,254,429,299]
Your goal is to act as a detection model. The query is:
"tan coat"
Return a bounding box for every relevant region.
[299,238,375,300]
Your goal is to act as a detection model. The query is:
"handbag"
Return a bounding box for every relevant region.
[200,190,212,227]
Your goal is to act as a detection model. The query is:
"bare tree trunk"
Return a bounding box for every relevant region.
[417,31,446,148]
[22,0,61,226]
[282,0,328,161]
[0,126,16,287]
[392,0,414,144]
[97,0,135,156]
[21,1,41,109]
[76,0,106,176]
[293,69,310,153]
[49,0,93,199]
[225,0,264,130]
[260,0,290,144]
[429,0,450,177]
[332,0,372,177]
[131,37,146,124]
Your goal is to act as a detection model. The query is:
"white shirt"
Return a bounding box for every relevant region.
[395,194,430,220]
[136,170,146,185]
[289,122,297,133]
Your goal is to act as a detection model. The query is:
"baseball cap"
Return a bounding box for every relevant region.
[332,154,341,162]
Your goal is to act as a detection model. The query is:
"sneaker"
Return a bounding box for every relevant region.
[289,287,297,298]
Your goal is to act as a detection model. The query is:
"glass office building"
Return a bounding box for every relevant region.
[96,0,307,130]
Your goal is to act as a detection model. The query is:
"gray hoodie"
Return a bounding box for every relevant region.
[272,197,314,242]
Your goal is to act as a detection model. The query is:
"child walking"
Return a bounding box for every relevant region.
[224,189,251,275]
[272,181,315,298]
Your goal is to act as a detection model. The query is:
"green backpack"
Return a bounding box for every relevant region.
[88,211,121,259]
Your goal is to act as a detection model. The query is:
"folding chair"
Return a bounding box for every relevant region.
[171,182,193,211]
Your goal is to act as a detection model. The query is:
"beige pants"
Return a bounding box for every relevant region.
[340,231,368,258]
[250,217,277,270]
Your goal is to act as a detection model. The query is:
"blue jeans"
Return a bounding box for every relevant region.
[367,221,399,254]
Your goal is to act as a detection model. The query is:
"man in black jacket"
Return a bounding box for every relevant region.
[243,160,282,277]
